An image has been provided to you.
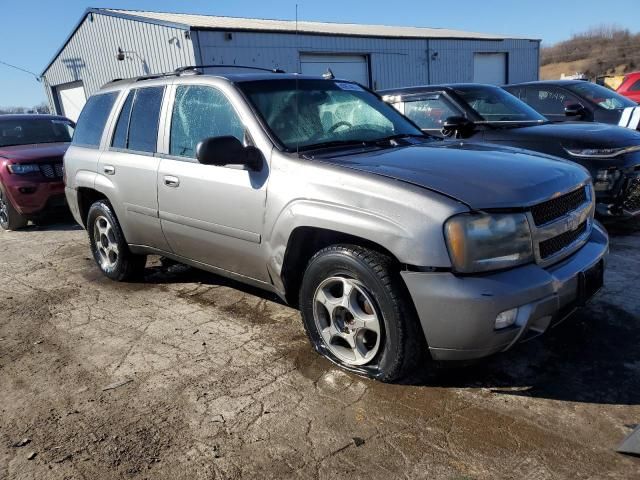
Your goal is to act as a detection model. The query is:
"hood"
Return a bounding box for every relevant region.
[502,122,640,148]
[314,142,589,209]
[0,142,69,162]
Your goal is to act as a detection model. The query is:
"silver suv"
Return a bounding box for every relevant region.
[64,70,609,382]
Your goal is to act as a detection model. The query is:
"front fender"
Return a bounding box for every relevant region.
[265,196,457,294]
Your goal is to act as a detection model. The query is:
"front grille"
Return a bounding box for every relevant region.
[622,176,640,213]
[530,187,587,226]
[539,221,588,259]
[39,163,63,179]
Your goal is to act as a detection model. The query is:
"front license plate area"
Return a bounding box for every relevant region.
[578,259,604,305]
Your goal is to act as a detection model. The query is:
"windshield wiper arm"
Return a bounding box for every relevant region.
[372,133,429,143]
[297,139,378,152]
[298,133,428,152]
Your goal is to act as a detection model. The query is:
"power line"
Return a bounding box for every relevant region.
[0,59,40,81]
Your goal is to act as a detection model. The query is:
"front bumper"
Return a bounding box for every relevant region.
[4,178,66,216]
[401,221,609,361]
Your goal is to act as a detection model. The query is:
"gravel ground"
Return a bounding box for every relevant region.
[0,217,639,479]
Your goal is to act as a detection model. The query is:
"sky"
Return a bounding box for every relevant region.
[1,0,639,107]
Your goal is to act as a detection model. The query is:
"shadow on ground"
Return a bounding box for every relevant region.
[135,257,640,406]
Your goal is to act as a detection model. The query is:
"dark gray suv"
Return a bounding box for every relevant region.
[64,70,608,382]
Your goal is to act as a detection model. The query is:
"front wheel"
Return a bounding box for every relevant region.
[0,183,28,231]
[299,245,425,382]
[87,200,146,281]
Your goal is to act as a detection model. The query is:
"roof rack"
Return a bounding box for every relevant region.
[174,64,286,74]
[106,64,286,86]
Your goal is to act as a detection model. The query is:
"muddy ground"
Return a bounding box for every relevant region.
[1,218,639,480]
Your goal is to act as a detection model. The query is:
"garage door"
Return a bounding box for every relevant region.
[473,53,507,85]
[300,54,369,87]
[55,81,87,122]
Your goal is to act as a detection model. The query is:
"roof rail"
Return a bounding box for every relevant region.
[174,64,286,74]
[105,64,286,86]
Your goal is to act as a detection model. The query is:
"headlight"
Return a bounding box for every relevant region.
[563,145,640,159]
[444,213,533,273]
[7,163,40,175]
[593,168,622,192]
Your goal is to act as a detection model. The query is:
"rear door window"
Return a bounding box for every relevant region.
[111,91,135,149]
[403,96,459,130]
[630,79,640,92]
[73,92,118,147]
[169,85,244,158]
[111,87,164,153]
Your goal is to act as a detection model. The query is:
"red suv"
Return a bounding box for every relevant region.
[617,72,640,103]
[0,115,75,230]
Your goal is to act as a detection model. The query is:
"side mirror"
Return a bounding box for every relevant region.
[564,103,586,118]
[196,136,263,171]
[442,116,474,138]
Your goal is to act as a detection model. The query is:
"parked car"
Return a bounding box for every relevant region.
[616,72,640,103]
[504,80,640,130]
[0,114,75,230]
[64,71,608,381]
[381,84,640,218]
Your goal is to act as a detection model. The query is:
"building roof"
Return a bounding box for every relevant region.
[42,7,539,77]
[103,8,533,40]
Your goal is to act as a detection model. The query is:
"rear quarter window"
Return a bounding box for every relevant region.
[111,87,164,153]
[73,92,118,147]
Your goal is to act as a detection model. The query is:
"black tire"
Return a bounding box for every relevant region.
[0,183,28,231]
[87,200,146,281]
[299,244,426,382]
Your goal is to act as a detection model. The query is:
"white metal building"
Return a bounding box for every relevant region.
[41,8,541,120]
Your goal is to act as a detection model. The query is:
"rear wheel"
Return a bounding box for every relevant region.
[299,245,425,382]
[87,200,146,281]
[0,183,28,231]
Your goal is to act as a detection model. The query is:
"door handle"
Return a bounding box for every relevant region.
[164,175,180,188]
[103,165,115,175]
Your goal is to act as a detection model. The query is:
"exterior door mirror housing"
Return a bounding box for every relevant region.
[565,103,586,118]
[196,136,263,171]
[442,116,474,138]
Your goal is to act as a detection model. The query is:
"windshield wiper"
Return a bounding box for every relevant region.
[371,133,429,143]
[298,133,428,152]
[298,139,378,152]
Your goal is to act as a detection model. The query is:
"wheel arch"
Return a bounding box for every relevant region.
[278,225,406,307]
[76,187,109,227]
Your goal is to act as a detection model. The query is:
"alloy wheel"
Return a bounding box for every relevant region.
[93,215,119,270]
[0,189,9,228]
[313,276,382,366]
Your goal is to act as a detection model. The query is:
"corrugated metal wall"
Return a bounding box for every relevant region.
[42,12,197,110]
[42,12,539,113]
[195,31,539,90]
[427,39,539,85]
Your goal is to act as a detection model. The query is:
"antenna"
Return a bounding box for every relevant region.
[295,3,300,156]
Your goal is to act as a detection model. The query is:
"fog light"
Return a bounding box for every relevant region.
[18,186,36,194]
[495,308,518,330]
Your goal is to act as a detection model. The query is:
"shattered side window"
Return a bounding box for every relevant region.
[170,85,244,158]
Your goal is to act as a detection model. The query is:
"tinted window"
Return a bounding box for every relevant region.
[0,118,74,147]
[630,80,640,92]
[128,87,164,152]
[454,86,546,122]
[524,86,580,115]
[566,82,635,109]
[111,91,135,149]
[73,92,117,147]
[170,85,244,158]
[403,97,459,129]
